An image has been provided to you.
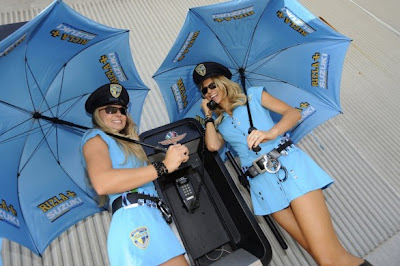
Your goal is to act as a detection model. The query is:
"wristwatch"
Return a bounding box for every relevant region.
[204,116,214,125]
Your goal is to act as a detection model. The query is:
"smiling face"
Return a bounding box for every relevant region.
[202,78,222,103]
[98,104,127,133]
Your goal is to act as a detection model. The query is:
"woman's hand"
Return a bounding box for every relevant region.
[162,144,189,173]
[247,128,279,150]
[201,98,213,118]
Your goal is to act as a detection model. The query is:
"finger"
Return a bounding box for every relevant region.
[247,139,254,150]
[254,140,260,147]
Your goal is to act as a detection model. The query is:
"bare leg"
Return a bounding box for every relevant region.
[290,189,364,266]
[160,255,189,266]
[271,206,311,253]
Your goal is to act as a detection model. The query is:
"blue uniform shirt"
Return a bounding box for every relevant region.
[81,129,157,206]
[81,129,185,265]
[218,87,334,215]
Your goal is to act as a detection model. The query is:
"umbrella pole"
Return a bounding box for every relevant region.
[32,112,166,152]
[239,68,261,152]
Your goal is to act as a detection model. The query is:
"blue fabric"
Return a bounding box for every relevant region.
[81,129,185,264]
[218,87,333,215]
[0,0,149,255]
[153,0,351,144]
[108,205,185,266]
[80,129,158,205]
[0,238,2,266]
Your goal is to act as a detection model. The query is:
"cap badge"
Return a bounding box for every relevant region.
[195,64,206,77]
[110,84,122,98]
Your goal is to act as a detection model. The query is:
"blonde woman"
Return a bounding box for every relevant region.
[81,83,189,266]
[194,62,371,266]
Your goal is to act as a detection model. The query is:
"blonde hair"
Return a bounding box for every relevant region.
[205,76,247,125]
[90,107,149,206]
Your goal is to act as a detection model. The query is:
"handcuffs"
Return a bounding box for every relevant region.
[157,199,172,224]
[246,138,294,181]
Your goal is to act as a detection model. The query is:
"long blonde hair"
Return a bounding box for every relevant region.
[92,107,149,163]
[206,76,247,125]
[90,107,149,206]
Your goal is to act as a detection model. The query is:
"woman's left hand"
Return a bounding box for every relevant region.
[247,128,278,150]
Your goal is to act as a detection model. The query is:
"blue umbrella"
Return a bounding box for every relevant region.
[153,0,351,144]
[0,0,149,255]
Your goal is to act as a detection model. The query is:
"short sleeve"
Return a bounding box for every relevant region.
[247,86,264,105]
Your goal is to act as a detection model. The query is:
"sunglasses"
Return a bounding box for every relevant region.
[99,106,127,115]
[201,82,217,95]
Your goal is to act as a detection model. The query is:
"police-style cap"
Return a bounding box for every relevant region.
[85,83,129,114]
[193,62,232,85]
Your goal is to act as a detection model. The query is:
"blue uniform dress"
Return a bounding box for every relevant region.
[217,87,334,215]
[81,129,185,266]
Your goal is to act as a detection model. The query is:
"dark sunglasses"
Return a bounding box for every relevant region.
[99,106,127,115]
[201,82,217,95]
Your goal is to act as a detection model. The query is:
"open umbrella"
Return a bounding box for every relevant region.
[0,0,149,255]
[153,0,351,144]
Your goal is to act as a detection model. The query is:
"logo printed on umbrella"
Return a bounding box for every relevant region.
[50,23,96,45]
[130,226,150,249]
[0,34,26,58]
[37,191,84,222]
[100,53,128,83]
[311,52,330,89]
[173,31,199,62]
[171,78,188,113]
[213,6,254,22]
[0,199,20,228]
[158,131,187,145]
[153,0,351,145]
[277,8,315,36]
[0,0,150,255]
[291,102,316,132]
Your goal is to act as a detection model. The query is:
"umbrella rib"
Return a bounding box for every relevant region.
[0,120,47,144]
[191,10,239,68]
[17,120,55,175]
[241,1,272,68]
[246,38,350,70]
[245,71,341,112]
[0,100,41,142]
[25,58,56,118]
[0,100,34,114]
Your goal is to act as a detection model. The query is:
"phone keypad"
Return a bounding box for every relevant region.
[182,184,192,196]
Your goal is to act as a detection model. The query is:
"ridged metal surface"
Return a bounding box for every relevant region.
[1,0,400,265]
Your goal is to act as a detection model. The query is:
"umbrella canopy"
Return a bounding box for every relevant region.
[153,0,351,144]
[0,0,149,255]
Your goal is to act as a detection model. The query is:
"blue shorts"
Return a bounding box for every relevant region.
[248,146,334,215]
[107,204,185,265]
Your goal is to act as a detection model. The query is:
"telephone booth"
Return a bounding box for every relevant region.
[140,118,272,265]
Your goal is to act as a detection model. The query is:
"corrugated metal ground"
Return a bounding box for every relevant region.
[1,0,399,265]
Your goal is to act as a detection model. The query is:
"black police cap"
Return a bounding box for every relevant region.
[85,83,129,114]
[193,62,232,85]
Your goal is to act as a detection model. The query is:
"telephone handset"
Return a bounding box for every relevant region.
[207,100,218,110]
[175,176,199,212]
[202,94,218,111]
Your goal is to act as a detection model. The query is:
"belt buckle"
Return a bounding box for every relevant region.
[252,154,281,174]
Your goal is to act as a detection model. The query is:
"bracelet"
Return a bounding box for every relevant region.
[152,161,168,177]
[204,116,214,125]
